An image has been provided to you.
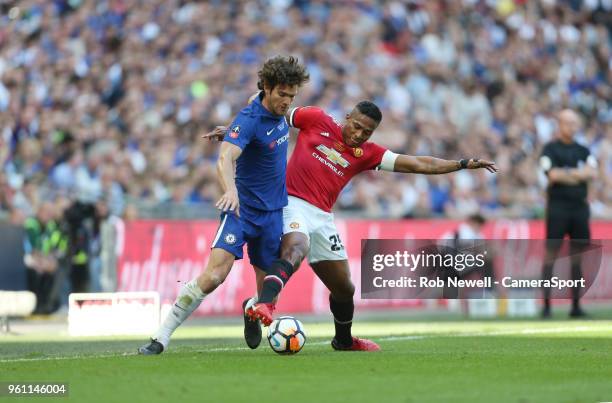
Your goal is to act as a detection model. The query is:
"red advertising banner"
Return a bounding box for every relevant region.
[115,219,612,316]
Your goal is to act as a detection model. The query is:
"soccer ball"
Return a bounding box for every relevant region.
[267,316,306,354]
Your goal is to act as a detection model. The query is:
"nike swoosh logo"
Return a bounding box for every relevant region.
[266,128,275,136]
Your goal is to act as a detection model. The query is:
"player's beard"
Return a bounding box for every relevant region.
[277,104,288,115]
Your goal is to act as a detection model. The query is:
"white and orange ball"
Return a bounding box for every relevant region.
[267,316,306,355]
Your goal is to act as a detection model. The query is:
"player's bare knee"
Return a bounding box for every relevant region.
[199,261,231,291]
[208,271,226,288]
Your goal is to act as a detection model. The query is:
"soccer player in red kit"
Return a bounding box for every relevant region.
[208,101,497,351]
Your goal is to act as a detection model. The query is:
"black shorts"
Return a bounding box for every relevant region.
[546,202,590,240]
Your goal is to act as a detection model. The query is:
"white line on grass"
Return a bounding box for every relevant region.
[0,325,609,363]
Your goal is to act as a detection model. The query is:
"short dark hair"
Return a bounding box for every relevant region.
[467,213,486,225]
[257,56,310,91]
[355,101,382,123]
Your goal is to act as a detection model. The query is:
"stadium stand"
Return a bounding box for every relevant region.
[1,0,610,225]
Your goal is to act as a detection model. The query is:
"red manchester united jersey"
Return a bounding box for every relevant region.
[286,106,388,212]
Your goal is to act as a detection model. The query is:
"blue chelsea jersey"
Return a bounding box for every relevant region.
[223,95,290,211]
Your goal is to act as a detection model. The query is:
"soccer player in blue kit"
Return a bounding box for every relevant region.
[139,56,309,355]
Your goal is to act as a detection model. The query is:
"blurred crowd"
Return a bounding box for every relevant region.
[1,0,611,226]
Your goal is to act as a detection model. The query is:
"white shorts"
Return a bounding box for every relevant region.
[282,196,347,264]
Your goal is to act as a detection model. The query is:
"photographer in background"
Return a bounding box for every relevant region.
[63,198,112,294]
[441,214,494,298]
[23,201,67,314]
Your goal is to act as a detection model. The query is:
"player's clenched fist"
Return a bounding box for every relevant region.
[215,189,240,216]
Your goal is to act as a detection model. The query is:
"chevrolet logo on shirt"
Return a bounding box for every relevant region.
[316,144,349,168]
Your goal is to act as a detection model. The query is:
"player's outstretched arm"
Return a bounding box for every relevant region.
[215,142,242,215]
[392,155,498,174]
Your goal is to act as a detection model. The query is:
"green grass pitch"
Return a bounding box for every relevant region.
[1,319,611,403]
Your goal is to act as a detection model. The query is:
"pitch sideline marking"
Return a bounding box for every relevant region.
[1,325,610,363]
